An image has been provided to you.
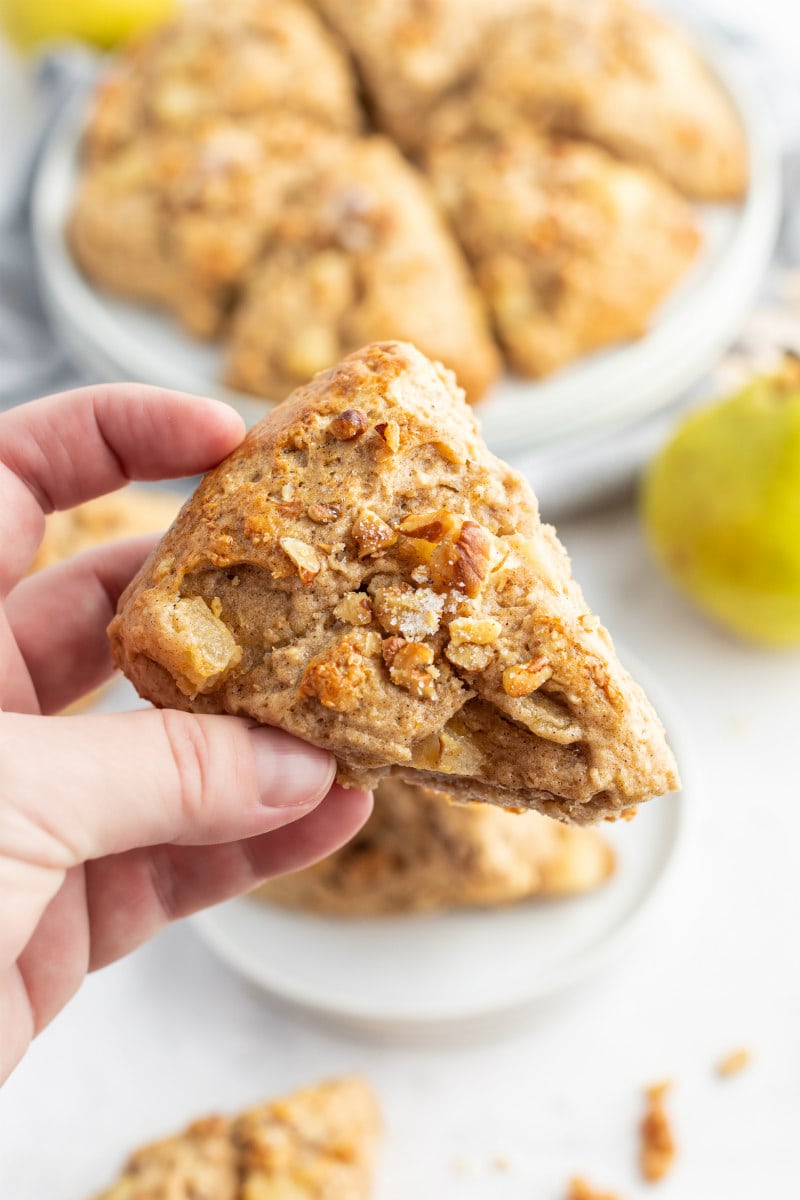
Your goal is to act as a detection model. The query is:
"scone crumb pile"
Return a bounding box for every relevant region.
[109,342,679,823]
[639,1081,676,1183]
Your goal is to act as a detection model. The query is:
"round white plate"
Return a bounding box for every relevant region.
[31,25,780,459]
[186,660,691,1036]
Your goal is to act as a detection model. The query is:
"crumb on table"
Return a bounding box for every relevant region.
[566,1177,624,1200]
[640,1081,676,1183]
[717,1048,751,1078]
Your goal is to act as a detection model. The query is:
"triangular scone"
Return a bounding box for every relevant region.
[109,341,679,822]
[256,778,614,915]
[93,1077,380,1199]
[427,130,699,378]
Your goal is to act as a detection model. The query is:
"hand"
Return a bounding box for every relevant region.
[0,384,372,1082]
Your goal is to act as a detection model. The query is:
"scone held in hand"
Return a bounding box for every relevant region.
[109,342,678,823]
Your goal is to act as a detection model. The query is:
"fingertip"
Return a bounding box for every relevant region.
[248,727,336,809]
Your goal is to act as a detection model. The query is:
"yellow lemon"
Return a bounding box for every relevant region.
[0,0,175,50]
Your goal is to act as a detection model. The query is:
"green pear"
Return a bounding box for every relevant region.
[641,356,800,646]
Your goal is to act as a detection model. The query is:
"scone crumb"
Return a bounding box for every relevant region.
[640,1081,675,1183]
[717,1048,751,1078]
[373,584,444,639]
[279,537,321,585]
[329,410,369,440]
[566,1177,623,1200]
[502,656,552,697]
[374,419,400,453]
[382,638,438,699]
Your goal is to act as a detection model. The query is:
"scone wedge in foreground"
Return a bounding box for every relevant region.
[110,342,679,823]
[256,778,615,915]
[93,1076,380,1200]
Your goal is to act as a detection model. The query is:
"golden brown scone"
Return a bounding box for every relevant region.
[93,1077,380,1200]
[224,136,499,402]
[109,342,679,823]
[429,0,748,201]
[428,131,700,377]
[84,0,360,161]
[309,0,531,150]
[32,488,184,573]
[257,777,614,915]
[69,117,334,338]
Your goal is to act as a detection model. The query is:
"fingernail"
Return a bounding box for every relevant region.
[248,727,335,807]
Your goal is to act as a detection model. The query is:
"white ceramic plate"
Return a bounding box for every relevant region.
[31,23,779,459]
[185,659,690,1036]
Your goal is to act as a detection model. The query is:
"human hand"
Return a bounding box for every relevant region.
[0,384,372,1082]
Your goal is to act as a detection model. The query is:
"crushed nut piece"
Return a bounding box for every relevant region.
[434,520,493,597]
[276,498,304,517]
[307,503,339,524]
[445,641,494,671]
[299,637,369,712]
[717,1048,751,1078]
[374,419,400,453]
[373,584,445,640]
[333,591,373,626]
[640,1082,675,1183]
[448,616,502,647]
[398,508,459,544]
[329,410,368,439]
[566,1178,623,1200]
[279,537,321,586]
[352,510,397,558]
[502,656,553,697]
[382,638,439,700]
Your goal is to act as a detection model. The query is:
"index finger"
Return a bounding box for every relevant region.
[0,383,245,592]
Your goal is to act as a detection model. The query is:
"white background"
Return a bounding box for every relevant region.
[2,3,800,1198]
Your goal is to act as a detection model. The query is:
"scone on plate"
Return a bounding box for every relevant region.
[429,0,748,201]
[93,1077,380,1200]
[428,130,700,377]
[69,117,335,339]
[224,136,499,402]
[109,341,679,823]
[83,0,360,161]
[256,777,615,915]
[32,488,184,573]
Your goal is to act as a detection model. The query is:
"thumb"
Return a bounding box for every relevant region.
[0,709,334,960]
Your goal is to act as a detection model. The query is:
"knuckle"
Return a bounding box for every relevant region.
[159,709,219,828]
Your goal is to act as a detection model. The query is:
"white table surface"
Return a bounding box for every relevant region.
[2,504,800,1198]
[3,6,800,1196]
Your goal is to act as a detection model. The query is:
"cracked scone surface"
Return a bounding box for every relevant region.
[225,135,499,402]
[428,131,700,377]
[110,341,679,823]
[93,1077,380,1200]
[256,777,615,915]
[83,0,359,161]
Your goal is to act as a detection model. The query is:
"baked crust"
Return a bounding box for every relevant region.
[428,130,700,377]
[257,777,614,914]
[93,1077,380,1199]
[109,341,679,823]
[83,0,359,161]
[224,136,499,402]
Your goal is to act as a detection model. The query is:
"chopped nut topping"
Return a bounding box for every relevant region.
[307,502,339,524]
[374,419,400,453]
[329,409,368,440]
[279,537,321,586]
[717,1048,751,1078]
[502,656,552,697]
[333,591,373,626]
[382,637,439,700]
[398,508,459,544]
[352,510,397,558]
[448,616,502,647]
[445,642,494,671]
[299,637,369,712]
[640,1082,675,1183]
[437,521,493,597]
[373,584,444,640]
